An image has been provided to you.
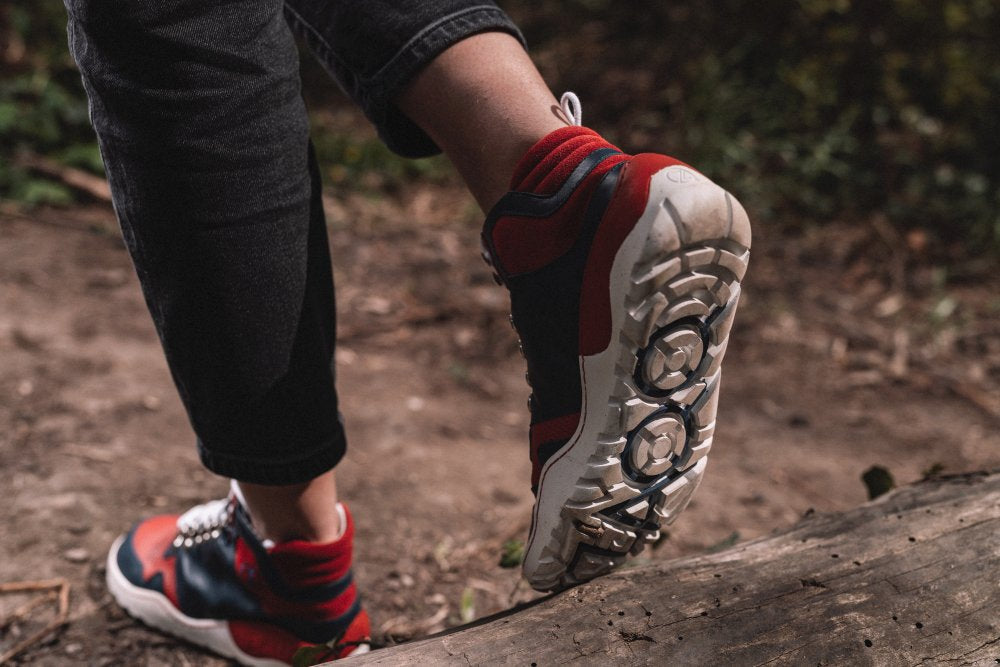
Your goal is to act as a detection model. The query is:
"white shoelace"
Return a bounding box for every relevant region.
[176,496,231,537]
[173,480,345,548]
[560,91,583,126]
[173,480,241,547]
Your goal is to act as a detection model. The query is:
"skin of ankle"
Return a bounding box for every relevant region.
[238,470,341,544]
[396,31,570,212]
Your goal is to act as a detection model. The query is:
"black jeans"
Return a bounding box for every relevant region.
[64,0,525,484]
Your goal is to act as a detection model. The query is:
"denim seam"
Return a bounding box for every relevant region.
[282,2,355,88]
[286,4,524,112]
[365,5,525,98]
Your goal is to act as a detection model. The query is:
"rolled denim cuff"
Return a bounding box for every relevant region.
[287,4,527,158]
[197,426,347,485]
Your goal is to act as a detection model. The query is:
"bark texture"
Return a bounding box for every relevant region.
[345,471,1000,666]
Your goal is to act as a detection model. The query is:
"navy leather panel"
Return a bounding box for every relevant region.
[116,531,165,594]
[298,597,363,643]
[486,148,621,218]
[175,530,259,619]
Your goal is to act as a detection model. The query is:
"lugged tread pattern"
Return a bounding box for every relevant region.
[531,171,750,591]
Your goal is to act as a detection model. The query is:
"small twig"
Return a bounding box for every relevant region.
[336,307,463,343]
[946,380,1000,421]
[0,579,67,595]
[377,597,451,640]
[0,579,71,664]
[869,214,907,293]
[62,443,116,463]
[0,592,56,631]
[508,576,525,606]
[908,370,1000,422]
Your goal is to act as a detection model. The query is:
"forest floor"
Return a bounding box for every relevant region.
[2,184,999,664]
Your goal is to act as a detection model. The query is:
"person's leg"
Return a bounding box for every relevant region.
[419,49,748,588]
[396,38,751,589]
[289,1,750,591]
[65,0,344,538]
[396,32,569,211]
[65,0,367,660]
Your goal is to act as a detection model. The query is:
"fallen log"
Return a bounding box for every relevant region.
[346,471,1000,665]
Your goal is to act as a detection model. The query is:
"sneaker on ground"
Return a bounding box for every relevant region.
[106,481,370,665]
[482,93,751,591]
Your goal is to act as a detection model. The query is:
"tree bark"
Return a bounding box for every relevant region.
[345,471,1000,665]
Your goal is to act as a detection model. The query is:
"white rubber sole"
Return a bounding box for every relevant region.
[523,165,751,591]
[106,536,370,665]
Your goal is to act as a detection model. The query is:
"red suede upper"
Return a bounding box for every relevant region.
[578,153,686,355]
[229,503,370,661]
[132,514,181,606]
[495,127,693,493]
[511,126,621,194]
[234,503,360,622]
[266,506,356,588]
[504,131,690,355]
[491,127,628,276]
[229,609,370,662]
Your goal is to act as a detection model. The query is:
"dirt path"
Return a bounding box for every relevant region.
[1,195,998,664]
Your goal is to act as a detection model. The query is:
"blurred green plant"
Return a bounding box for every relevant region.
[459,586,476,623]
[308,113,454,194]
[4,0,1000,258]
[512,0,1000,256]
[0,2,102,205]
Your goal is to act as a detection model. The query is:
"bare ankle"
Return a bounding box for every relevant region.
[236,470,342,544]
[395,31,568,211]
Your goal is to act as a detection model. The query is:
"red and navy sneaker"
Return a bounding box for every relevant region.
[482,94,751,591]
[106,482,370,665]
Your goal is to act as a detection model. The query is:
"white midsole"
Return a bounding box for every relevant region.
[523,164,749,590]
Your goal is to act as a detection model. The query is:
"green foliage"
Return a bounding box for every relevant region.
[459,586,476,623]
[290,644,335,667]
[921,462,946,479]
[4,0,999,256]
[0,2,102,205]
[498,539,525,568]
[706,530,741,553]
[308,116,454,194]
[512,0,1000,255]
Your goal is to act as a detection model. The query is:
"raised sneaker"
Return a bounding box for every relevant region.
[106,481,370,665]
[482,93,751,591]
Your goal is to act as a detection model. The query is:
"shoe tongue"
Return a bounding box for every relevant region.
[229,481,276,548]
[510,126,620,194]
